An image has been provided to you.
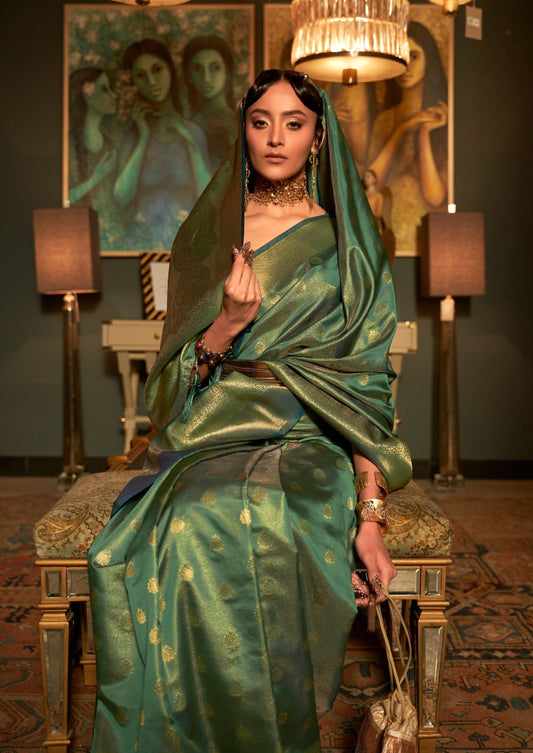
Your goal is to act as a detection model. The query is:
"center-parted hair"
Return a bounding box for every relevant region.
[243,69,324,144]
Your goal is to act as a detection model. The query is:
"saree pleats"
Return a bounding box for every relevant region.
[89,433,357,752]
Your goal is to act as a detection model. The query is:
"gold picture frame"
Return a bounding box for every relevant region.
[140,251,170,320]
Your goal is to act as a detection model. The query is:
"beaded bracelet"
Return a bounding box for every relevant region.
[355,498,389,534]
[195,332,232,368]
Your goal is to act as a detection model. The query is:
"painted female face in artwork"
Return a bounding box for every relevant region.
[83,73,117,116]
[397,38,427,89]
[189,49,227,101]
[245,80,318,182]
[131,54,172,103]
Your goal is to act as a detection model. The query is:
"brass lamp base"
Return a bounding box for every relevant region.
[58,292,85,492]
[434,472,465,492]
[434,296,463,493]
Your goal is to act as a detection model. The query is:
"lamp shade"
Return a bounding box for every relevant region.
[421,211,485,298]
[33,208,101,295]
[291,0,410,84]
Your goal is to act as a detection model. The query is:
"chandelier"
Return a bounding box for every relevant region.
[291,0,410,85]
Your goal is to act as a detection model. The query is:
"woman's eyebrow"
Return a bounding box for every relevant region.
[248,107,309,118]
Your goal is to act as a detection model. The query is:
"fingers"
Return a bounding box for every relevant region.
[352,569,396,607]
[351,572,370,608]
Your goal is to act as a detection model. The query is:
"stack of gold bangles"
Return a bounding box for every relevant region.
[354,470,389,534]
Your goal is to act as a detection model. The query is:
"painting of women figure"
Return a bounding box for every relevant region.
[183,35,239,173]
[365,20,448,253]
[114,39,212,251]
[68,67,122,242]
[64,5,253,254]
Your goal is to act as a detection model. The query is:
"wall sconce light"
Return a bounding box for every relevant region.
[291,0,410,85]
[421,210,485,491]
[428,0,471,16]
[33,208,101,490]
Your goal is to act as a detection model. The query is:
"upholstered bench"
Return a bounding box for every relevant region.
[34,471,452,753]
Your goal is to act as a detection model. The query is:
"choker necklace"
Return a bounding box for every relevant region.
[249,174,311,208]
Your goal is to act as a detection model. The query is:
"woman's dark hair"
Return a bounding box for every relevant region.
[122,38,182,114]
[69,67,106,180]
[182,34,235,114]
[243,69,324,144]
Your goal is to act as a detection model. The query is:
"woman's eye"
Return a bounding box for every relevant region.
[251,119,267,128]
[411,51,419,60]
[287,121,303,130]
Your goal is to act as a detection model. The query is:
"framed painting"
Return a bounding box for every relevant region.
[64,4,254,256]
[140,252,170,319]
[263,3,452,258]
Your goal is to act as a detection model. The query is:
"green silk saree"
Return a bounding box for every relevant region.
[88,87,412,753]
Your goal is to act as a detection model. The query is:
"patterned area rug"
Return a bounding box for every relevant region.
[0,482,532,752]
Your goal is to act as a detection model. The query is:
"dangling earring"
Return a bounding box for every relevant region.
[308,151,319,209]
[244,158,251,207]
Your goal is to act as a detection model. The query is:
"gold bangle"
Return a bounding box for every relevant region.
[195,332,232,368]
[355,470,388,500]
[355,498,389,534]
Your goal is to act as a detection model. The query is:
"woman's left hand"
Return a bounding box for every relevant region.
[352,521,397,606]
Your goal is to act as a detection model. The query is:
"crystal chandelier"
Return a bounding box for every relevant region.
[291,0,410,84]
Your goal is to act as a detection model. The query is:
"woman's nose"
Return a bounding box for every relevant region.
[268,128,283,147]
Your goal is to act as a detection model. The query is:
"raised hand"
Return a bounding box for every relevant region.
[218,248,262,339]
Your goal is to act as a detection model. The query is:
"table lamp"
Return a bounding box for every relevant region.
[33,207,101,489]
[421,210,485,490]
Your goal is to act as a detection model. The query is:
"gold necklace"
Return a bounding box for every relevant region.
[249,174,310,207]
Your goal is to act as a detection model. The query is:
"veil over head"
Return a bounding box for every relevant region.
[145,74,412,490]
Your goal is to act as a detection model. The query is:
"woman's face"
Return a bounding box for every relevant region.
[397,38,426,89]
[363,170,376,189]
[245,81,319,182]
[189,49,227,101]
[84,73,116,115]
[131,53,172,103]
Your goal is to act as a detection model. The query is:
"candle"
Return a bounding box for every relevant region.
[440,295,455,321]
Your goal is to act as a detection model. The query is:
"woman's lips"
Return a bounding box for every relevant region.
[264,154,287,163]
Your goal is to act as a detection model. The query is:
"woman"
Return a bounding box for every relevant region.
[68,67,117,211]
[182,34,238,172]
[366,21,448,251]
[89,70,411,753]
[114,39,211,250]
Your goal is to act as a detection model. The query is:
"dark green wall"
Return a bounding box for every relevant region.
[1,0,532,473]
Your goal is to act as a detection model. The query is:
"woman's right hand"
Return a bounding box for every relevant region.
[217,251,262,339]
[130,101,152,141]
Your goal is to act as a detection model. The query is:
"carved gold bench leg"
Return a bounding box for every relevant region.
[38,603,73,753]
[36,560,92,752]
[417,600,449,753]
[80,600,97,686]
